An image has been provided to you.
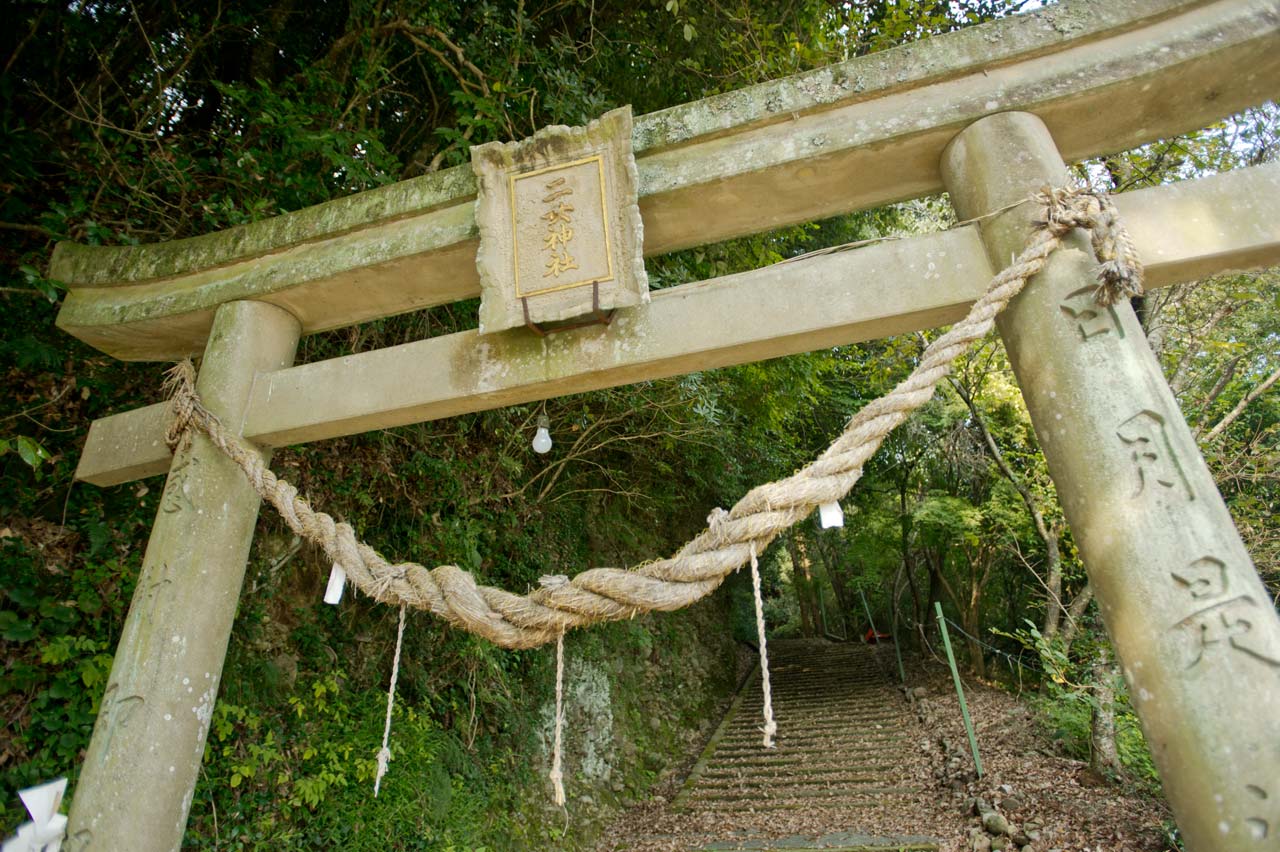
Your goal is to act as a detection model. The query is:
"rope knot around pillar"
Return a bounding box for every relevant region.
[162,360,201,451]
[1030,184,1144,306]
[160,182,1143,652]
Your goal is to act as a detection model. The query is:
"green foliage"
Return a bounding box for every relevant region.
[189,678,505,850]
[1143,270,1280,583]
[995,621,1161,791]
[0,436,52,474]
[1,537,139,828]
[0,0,1275,846]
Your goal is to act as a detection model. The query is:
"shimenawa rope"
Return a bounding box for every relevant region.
[748,543,777,748]
[374,604,407,796]
[550,632,566,806]
[163,184,1142,654]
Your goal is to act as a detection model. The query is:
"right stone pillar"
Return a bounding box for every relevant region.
[941,112,1280,851]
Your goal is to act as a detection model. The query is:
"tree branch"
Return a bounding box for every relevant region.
[1194,353,1244,428]
[0,221,55,238]
[1060,583,1094,652]
[1202,366,1280,442]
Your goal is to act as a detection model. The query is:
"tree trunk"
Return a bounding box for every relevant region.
[787,534,817,637]
[1059,583,1094,653]
[826,555,854,639]
[898,485,923,628]
[949,378,1070,642]
[1040,525,1065,640]
[891,565,907,648]
[1089,647,1123,778]
[964,583,987,679]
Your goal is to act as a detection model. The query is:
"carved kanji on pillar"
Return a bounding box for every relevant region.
[1168,555,1280,673]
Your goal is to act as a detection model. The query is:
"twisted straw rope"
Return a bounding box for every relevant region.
[373,603,406,797]
[549,632,566,806]
[748,544,777,749]
[163,185,1141,651]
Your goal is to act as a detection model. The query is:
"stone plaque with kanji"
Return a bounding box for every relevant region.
[471,106,647,334]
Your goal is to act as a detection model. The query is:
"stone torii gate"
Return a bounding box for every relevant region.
[49,2,1280,850]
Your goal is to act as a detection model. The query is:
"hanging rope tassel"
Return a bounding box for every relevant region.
[549,631,566,806]
[749,543,777,748]
[374,604,407,797]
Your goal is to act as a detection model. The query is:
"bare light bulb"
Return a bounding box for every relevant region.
[532,414,553,454]
[818,501,844,529]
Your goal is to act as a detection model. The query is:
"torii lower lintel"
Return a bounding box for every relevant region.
[72,159,1280,489]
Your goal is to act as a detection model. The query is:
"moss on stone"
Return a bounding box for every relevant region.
[50,0,1188,290]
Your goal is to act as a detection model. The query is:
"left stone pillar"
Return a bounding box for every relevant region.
[67,301,300,852]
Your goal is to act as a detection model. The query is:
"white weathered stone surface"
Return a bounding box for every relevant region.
[471,106,647,333]
[942,112,1280,852]
[65,301,300,852]
[49,0,1280,359]
[72,161,1280,487]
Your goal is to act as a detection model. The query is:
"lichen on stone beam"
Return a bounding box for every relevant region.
[52,0,1280,360]
[71,158,1280,486]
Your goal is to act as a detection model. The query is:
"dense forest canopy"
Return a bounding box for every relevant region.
[1,1,1276,848]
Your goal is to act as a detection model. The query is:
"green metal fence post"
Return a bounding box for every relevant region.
[858,589,877,637]
[934,601,983,778]
[891,610,906,684]
[816,585,829,636]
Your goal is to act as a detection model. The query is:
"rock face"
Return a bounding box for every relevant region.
[528,592,738,844]
[551,657,616,783]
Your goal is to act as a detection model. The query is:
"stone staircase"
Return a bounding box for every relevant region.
[611,639,942,851]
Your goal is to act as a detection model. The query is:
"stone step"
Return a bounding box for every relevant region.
[677,786,922,810]
[722,715,903,732]
[619,830,938,852]
[708,747,906,757]
[696,762,896,777]
[713,733,907,751]
[697,831,939,851]
[738,691,900,703]
[654,641,933,844]
[742,683,896,695]
[718,730,908,746]
[701,748,904,763]
[723,721,905,735]
[684,784,921,800]
[709,748,904,763]
[721,721,911,736]
[739,690,889,704]
[745,673,885,688]
[745,693,898,703]
[614,834,936,844]
[690,773,897,791]
[727,716,906,731]
[702,763,905,779]
[697,751,913,768]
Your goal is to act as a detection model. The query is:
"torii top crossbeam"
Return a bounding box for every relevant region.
[49,0,1280,364]
[60,0,1280,487]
